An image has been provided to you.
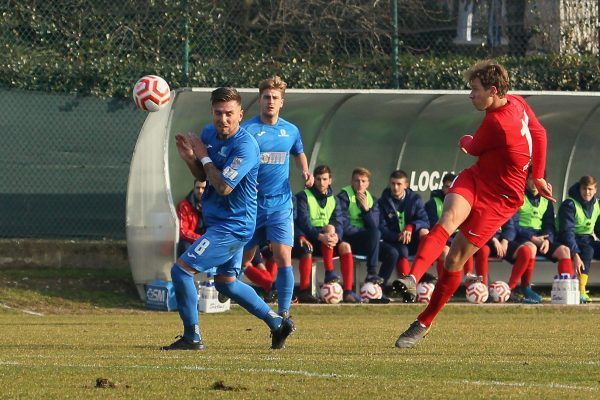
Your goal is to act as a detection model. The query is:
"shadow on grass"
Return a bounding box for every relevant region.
[0,266,144,312]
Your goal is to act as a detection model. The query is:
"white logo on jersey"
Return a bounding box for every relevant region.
[468,230,481,237]
[278,129,288,137]
[257,131,267,137]
[218,146,228,157]
[231,157,243,169]
[259,152,286,164]
[223,166,238,180]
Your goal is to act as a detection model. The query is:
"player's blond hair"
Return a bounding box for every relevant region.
[259,75,287,97]
[464,60,509,97]
[352,167,371,178]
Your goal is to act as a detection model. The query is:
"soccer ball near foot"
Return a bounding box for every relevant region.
[320,282,343,304]
[416,282,435,304]
[488,281,511,303]
[466,282,489,304]
[360,282,383,300]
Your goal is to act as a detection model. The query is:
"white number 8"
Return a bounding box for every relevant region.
[193,238,210,256]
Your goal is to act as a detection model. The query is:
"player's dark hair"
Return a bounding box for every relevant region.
[211,87,242,105]
[579,175,597,187]
[442,173,456,184]
[352,167,371,178]
[314,165,332,177]
[464,60,509,96]
[259,75,287,97]
[389,169,408,180]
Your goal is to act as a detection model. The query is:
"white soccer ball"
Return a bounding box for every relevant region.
[360,282,383,300]
[132,75,171,112]
[466,282,489,304]
[488,281,511,303]
[319,282,343,304]
[416,282,435,304]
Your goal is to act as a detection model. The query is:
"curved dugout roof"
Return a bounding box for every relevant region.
[127,89,600,297]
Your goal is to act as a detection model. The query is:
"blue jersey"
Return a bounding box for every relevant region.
[241,115,304,212]
[199,124,260,240]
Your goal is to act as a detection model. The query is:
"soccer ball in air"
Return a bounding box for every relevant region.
[360,282,383,300]
[488,281,511,303]
[319,282,343,304]
[416,282,435,304]
[132,75,171,112]
[466,282,489,304]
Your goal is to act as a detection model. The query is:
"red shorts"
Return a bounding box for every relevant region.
[449,168,522,248]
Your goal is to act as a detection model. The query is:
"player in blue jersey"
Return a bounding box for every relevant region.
[162,87,294,351]
[240,76,315,313]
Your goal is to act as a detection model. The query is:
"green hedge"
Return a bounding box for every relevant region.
[3,1,599,96]
[3,52,600,97]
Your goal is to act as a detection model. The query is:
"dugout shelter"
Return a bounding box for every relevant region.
[127,89,600,298]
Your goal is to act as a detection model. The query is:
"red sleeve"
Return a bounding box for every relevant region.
[404,224,414,233]
[176,200,201,242]
[524,101,547,179]
[462,114,499,156]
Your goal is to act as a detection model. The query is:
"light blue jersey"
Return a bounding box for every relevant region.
[241,115,304,212]
[199,124,260,241]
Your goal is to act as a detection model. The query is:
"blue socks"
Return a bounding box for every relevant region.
[215,279,282,331]
[170,264,200,342]
[276,266,294,314]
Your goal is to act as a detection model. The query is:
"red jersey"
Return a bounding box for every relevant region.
[461,94,547,207]
[176,198,206,243]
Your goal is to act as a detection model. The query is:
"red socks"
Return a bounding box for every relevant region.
[475,245,490,285]
[396,258,410,276]
[521,257,535,288]
[298,257,313,290]
[508,246,532,289]
[557,258,573,276]
[266,258,278,281]
[340,252,354,290]
[320,244,335,271]
[418,269,462,327]
[243,264,273,292]
[411,224,450,282]
[436,258,444,277]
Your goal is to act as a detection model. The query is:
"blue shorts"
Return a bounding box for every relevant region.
[179,226,247,277]
[245,207,294,250]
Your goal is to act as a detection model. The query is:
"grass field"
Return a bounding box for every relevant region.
[1,267,599,399]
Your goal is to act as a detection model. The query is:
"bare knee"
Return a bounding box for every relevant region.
[525,242,537,258]
[338,242,351,254]
[555,245,570,259]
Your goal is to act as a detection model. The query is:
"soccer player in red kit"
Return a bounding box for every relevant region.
[394,60,555,348]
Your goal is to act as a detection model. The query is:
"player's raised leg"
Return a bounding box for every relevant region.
[396,232,478,348]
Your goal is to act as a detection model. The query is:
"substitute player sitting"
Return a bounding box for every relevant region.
[511,175,573,301]
[295,165,363,303]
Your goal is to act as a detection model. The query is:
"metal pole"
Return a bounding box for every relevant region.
[182,0,190,86]
[391,0,399,89]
